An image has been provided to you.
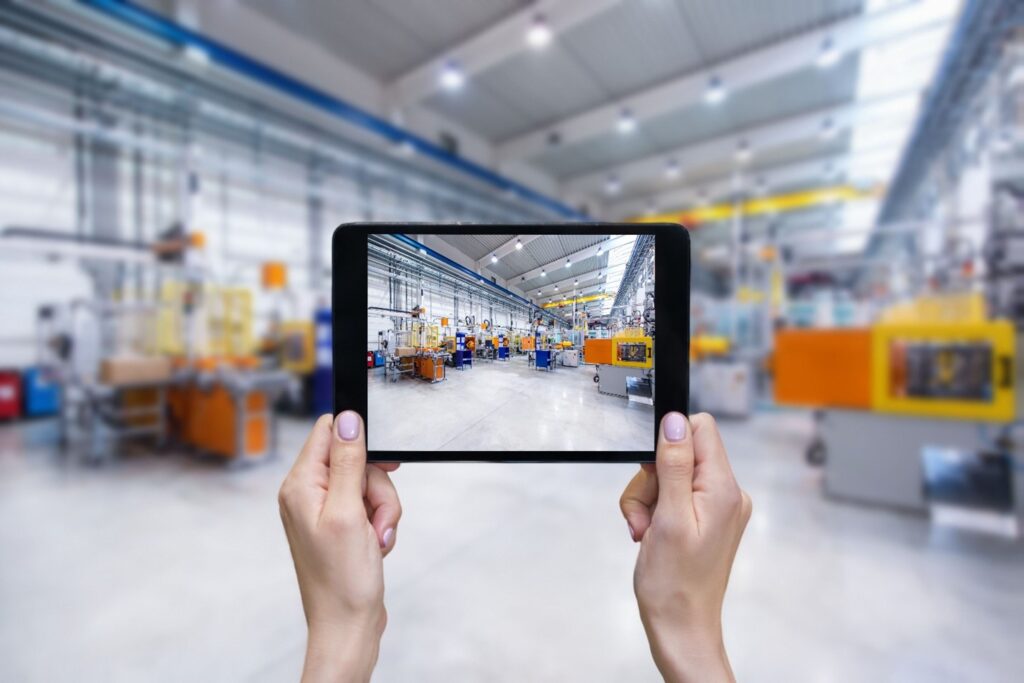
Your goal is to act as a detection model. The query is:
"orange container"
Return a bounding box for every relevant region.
[584,338,613,365]
[773,328,872,409]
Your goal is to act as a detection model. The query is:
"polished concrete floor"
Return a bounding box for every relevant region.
[367,355,653,451]
[1,412,1022,682]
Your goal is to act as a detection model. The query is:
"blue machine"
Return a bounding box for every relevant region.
[311,307,333,416]
[22,366,60,416]
[535,349,551,371]
[498,346,509,360]
[374,351,385,367]
[453,331,472,369]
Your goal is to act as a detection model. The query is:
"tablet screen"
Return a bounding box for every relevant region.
[365,233,655,452]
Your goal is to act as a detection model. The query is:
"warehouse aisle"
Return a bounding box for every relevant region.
[1,414,1021,682]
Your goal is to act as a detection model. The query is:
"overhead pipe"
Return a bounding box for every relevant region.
[77,0,590,221]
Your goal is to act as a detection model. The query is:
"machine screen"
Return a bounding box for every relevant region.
[365,233,655,451]
[889,340,994,401]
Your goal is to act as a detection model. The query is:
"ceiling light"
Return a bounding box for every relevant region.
[616,108,636,134]
[554,285,559,291]
[396,139,416,157]
[820,117,837,140]
[419,248,427,255]
[537,290,542,295]
[515,239,523,250]
[525,14,552,50]
[490,253,498,263]
[541,269,546,277]
[565,258,572,268]
[605,174,621,195]
[597,245,603,255]
[735,139,751,163]
[574,280,579,286]
[664,159,680,180]
[439,60,464,91]
[816,37,840,69]
[704,76,726,105]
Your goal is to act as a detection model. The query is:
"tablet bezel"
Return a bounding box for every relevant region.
[333,223,689,462]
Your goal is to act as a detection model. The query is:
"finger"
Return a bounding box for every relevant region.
[324,411,368,516]
[366,466,402,554]
[288,414,334,479]
[619,467,658,542]
[652,412,696,524]
[689,413,738,488]
[372,462,401,473]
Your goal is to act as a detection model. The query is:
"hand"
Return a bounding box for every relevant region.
[278,411,402,683]
[620,412,752,683]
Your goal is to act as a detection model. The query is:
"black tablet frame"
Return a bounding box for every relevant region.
[333,223,689,462]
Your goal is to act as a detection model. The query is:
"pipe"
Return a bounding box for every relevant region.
[76,0,589,221]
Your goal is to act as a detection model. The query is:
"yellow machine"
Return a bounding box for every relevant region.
[691,334,731,361]
[611,332,653,369]
[774,294,1016,422]
[278,321,315,374]
[872,321,1015,421]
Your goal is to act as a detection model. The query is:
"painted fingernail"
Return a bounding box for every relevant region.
[337,411,360,441]
[663,412,687,442]
[381,527,394,548]
[627,522,636,542]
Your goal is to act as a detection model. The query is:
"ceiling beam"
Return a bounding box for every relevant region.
[476,234,543,269]
[605,152,851,219]
[385,0,623,109]
[563,90,919,198]
[498,0,955,161]
[503,234,634,282]
[530,265,620,296]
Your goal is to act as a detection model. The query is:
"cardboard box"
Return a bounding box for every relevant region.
[100,356,173,386]
[396,346,417,357]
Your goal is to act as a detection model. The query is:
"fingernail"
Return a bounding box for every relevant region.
[663,412,687,442]
[381,527,394,548]
[336,411,360,441]
[627,522,636,542]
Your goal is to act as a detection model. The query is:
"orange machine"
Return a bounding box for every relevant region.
[415,355,446,382]
[168,357,271,460]
[773,329,872,409]
[584,338,613,365]
[522,336,535,351]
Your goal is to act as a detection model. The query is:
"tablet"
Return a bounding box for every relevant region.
[333,224,689,462]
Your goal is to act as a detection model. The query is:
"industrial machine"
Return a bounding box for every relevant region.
[450,331,472,370]
[497,333,509,361]
[774,294,1018,511]
[595,332,654,400]
[689,334,753,418]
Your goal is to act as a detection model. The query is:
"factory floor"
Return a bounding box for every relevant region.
[367,354,653,451]
[1,413,1022,682]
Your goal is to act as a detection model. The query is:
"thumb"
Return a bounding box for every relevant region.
[653,412,696,523]
[324,410,367,516]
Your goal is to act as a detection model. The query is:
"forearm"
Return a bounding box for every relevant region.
[302,627,379,683]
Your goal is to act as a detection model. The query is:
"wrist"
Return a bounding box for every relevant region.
[303,622,381,683]
[644,620,732,683]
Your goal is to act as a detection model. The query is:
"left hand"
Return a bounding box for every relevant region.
[278,411,402,683]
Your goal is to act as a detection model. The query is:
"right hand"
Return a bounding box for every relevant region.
[619,412,752,683]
